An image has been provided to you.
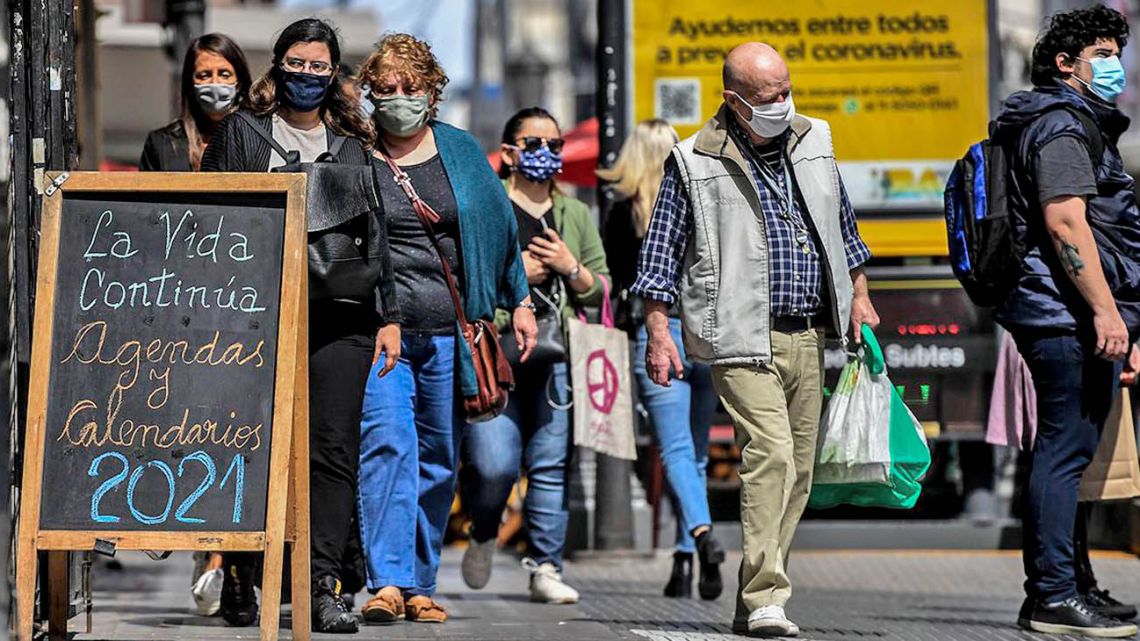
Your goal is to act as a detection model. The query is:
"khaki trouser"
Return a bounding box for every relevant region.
[712,328,824,619]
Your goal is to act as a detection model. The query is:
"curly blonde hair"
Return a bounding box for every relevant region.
[358,33,449,117]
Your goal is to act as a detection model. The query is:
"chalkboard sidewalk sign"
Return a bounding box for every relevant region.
[16,172,314,641]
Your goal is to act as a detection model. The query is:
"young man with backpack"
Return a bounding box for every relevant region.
[989,6,1140,637]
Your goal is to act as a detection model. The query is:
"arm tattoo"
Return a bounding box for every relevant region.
[1060,240,1086,277]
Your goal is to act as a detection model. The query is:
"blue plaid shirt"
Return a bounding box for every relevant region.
[631,120,871,316]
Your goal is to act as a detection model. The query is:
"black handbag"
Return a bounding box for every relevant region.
[237,112,387,301]
[503,281,566,367]
[501,218,568,367]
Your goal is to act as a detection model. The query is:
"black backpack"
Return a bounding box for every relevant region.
[944,107,1103,307]
[237,112,389,302]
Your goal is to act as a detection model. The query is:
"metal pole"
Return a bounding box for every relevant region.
[471,0,483,137]
[470,0,507,148]
[593,0,633,551]
[566,0,594,123]
[494,0,508,128]
[75,0,101,170]
[164,0,205,119]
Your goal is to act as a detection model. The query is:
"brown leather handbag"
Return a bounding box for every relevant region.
[376,151,514,422]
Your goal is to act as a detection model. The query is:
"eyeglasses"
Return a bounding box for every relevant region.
[281,57,334,76]
[513,136,565,154]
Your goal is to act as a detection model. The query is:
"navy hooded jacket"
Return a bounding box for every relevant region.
[992,81,1140,336]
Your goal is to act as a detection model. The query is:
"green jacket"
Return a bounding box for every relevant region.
[496,185,611,329]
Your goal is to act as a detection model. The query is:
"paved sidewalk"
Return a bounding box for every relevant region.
[74,548,1140,641]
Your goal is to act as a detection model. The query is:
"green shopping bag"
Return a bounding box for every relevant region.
[808,325,932,510]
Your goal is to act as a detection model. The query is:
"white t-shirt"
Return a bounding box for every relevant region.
[267,114,329,169]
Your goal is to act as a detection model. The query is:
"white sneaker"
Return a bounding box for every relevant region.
[462,535,496,589]
[747,604,799,637]
[522,558,579,604]
[191,567,224,616]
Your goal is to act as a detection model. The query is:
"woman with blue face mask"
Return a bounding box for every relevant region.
[201,18,400,635]
[456,107,610,605]
[353,34,538,626]
[139,33,251,172]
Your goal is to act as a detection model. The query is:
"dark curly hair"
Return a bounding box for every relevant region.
[1031,5,1130,87]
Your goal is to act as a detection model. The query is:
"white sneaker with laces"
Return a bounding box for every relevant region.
[191,567,224,616]
[523,558,579,604]
[747,604,799,637]
[462,535,496,589]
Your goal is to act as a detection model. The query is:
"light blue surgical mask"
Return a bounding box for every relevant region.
[1077,55,1127,102]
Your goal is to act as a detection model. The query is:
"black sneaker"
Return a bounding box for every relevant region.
[1085,588,1139,621]
[1017,596,1035,628]
[695,530,725,601]
[220,562,258,627]
[663,552,693,598]
[313,576,359,634]
[1020,596,1138,638]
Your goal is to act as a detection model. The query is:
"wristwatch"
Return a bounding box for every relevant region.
[518,301,537,313]
[567,263,582,281]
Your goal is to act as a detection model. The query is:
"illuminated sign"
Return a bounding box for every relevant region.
[897,323,960,336]
[822,281,995,436]
[826,343,967,370]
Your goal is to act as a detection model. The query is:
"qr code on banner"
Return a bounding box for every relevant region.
[655,78,701,125]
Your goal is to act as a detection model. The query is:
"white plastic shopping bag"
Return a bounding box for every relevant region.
[810,326,931,510]
[813,356,892,486]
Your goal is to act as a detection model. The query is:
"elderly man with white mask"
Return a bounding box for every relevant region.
[632,42,880,637]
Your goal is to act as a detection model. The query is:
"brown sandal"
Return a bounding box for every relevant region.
[405,595,448,623]
[362,586,404,625]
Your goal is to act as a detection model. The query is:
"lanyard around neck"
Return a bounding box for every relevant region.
[753,148,795,214]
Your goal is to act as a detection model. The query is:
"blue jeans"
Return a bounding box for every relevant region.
[358,334,459,596]
[1013,330,1121,602]
[634,318,717,553]
[461,362,572,570]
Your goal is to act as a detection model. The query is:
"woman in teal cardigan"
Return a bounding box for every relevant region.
[354,34,537,625]
[459,107,611,604]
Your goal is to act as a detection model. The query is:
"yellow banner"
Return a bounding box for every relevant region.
[631,1,991,211]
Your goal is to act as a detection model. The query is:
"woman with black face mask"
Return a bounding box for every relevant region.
[139,33,250,172]
[202,18,400,635]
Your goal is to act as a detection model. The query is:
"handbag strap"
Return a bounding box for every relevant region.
[576,278,614,328]
[860,325,885,376]
[327,134,347,159]
[237,111,297,165]
[239,111,346,165]
[598,275,614,329]
[374,149,466,326]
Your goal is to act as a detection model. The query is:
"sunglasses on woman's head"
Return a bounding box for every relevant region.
[514,136,565,154]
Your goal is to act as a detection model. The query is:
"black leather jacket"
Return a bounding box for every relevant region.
[139,121,193,172]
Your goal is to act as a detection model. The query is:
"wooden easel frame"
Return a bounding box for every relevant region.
[15,172,312,641]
